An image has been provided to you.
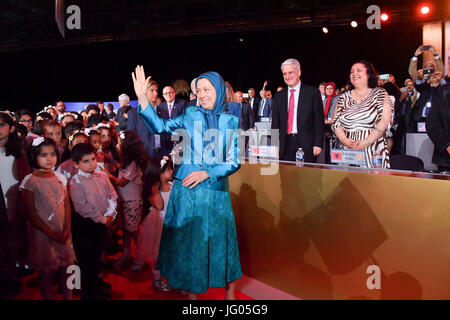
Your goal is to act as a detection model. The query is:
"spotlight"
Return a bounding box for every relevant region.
[380,13,389,21]
[322,27,329,34]
[420,6,430,15]
[351,21,358,28]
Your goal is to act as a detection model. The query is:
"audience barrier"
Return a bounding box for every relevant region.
[229,162,450,299]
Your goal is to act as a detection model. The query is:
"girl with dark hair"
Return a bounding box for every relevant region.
[332,61,394,168]
[0,112,30,290]
[42,120,65,165]
[132,156,174,292]
[20,137,75,299]
[97,124,120,175]
[79,110,88,126]
[103,130,148,269]
[57,131,89,181]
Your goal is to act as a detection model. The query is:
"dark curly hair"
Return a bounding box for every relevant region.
[86,104,100,115]
[348,60,379,89]
[119,130,148,172]
[27,137,60,169]
[98,126,120,162]
[0,112,24,158]
[142,156,173,216]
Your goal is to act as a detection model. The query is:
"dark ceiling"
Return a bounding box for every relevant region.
[0,0,448,52]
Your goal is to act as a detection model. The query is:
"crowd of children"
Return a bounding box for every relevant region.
[0,106,174,300]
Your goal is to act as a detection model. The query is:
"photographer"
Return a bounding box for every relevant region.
[408,45,445,84]
[408,45,446,132]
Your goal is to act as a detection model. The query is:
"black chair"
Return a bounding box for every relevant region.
[389,154,424,172]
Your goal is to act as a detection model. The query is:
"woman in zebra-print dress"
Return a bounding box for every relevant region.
[332,61,393,168]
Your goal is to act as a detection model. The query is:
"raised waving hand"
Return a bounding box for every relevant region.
[131,65,151,110]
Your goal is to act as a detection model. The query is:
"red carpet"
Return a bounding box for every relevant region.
[11,267,252,300]
[8,237,253,300]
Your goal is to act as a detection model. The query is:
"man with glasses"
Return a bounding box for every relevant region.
[157,86,187,156]
[17,109,39,143]
[158,86,187,119]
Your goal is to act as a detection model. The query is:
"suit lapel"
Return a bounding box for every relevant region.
[297,85,305,126]
[162,103,169,118]
[280,89,288,126]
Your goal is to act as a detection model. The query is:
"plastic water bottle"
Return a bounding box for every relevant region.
[296,148,304,165]
[372,154,382,168]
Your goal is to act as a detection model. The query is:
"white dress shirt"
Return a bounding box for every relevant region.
[287,81,301,134]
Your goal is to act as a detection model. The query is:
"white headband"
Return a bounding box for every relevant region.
[160,156,169,169]
[31,136,45,147]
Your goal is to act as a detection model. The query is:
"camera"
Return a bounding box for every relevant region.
[423,68,435,75]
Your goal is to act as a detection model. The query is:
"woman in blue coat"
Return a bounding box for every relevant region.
[132,66,242,299]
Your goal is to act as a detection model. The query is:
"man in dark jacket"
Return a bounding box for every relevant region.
[426,83,450,172]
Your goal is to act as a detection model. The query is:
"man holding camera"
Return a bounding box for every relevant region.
[408,45,446,132]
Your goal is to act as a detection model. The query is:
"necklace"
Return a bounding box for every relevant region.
[352,88,371,102]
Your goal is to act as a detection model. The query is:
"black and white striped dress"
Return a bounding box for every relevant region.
[332,87,393,168]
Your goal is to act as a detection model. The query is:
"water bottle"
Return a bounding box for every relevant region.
[296,148,304,165]
[372,153,382,168]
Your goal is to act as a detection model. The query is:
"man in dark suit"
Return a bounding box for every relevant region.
[256,89,272,122]
[97,101,108,117]
[426,83,450,172]
[127,79,164,159]
[235,91,254,130]
[411,70,445,132]
[157,86,187,155]
[115,94,132,131]
[272,58,324,162]
[247,88,260,121]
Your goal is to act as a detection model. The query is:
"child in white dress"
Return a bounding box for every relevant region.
[103,130,148,269]
[132,156,173,292]
[20,137,75,300]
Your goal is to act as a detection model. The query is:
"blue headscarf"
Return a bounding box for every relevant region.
[195,71,227,130]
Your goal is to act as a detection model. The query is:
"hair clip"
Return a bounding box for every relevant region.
[84,127,100,136]
[160,155,169,169]
[32,136,45,147]
[119,131,126,140]
[68,130,86,143]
